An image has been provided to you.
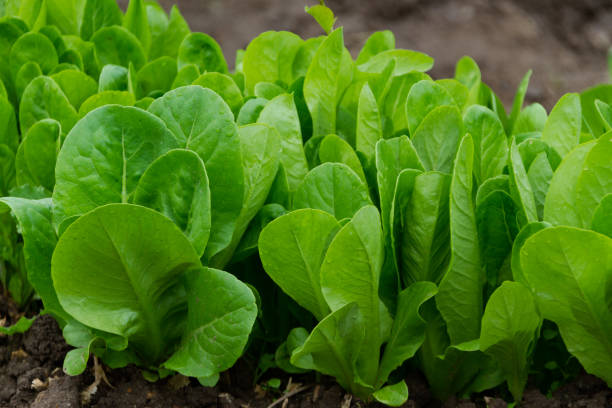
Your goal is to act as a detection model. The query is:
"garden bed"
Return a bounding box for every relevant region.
[1,294,610,408]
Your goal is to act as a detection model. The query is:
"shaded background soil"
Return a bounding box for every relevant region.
[3,1,612,406]
[117,0,612,109]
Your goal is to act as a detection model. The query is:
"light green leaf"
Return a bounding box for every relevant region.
[405,79,454,136]
[19,75,77,135]
[0,315,35,335]
[148,5,189,60]
[541,93,581,158]
[52,203,201,362]
[133,149,211,257]
[304,28,344,138]
[591,193,612,238]
[321,205,386,386]
[178,32,227,74]
[358,49,433,77]
[508,139,537,224]
[164,267,257,378]
[437,134,483,344]
[463,105,508,184]
[80,0,123,41]
[480,281,541,402]
[356,83,382,161]
[50,69,97,109]
[242,30,302,93]
[210,124,281,268]
[15,118,59,191]
[575,135,612,227]
[372,381,408,407]
[305,4,335,35]
[91,26,146,70]
[136,56,177,98]
[53,105,178,225]
[412,105,463,174]
[9,31,57,78]
[318,134,366,183]
[193,72,242,116]
[123,0,150,54]
[259,209,339,320]
[78,90,134,117]
[508,70,532,133]
[257,93,308,191]
[0,95,18,152]
[355,30,395,65]
[148,86,243,260]
[521,227,612,386]
[293,162,372,220]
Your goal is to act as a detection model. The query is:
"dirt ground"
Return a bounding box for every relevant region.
[118,0,612,109]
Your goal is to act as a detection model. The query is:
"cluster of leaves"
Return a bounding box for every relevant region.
[0,0,610,405]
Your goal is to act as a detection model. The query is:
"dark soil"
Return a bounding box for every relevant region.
[1,292,611,408]
[117,0,612,109]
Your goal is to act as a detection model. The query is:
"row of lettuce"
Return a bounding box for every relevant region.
[0,0,611,406]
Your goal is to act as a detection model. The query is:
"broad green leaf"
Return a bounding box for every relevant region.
[275,327,309,374]
[172,63,199,89]
[19,75,77,135]
[80,0,123,41]
[0,96,18,152]
[0,197,67,322]
[148,86,243,260]
[0,315,35,335]
[236,97,267,125]
[61,35,97,77]
[591,193,612,238]
[412,105,463,174]
[193,72,242,116]
[15,118,59,192]
[257,93,308,191]
[508,139,537,224]
[381,73,430,137]
[148,5,189,60]
[512,103,546,138]
[358,49,433,77]
[595,99,612,131]
[38,25,66,55]
[0,145,15,195]
[291,303,369,397]
[15,61,42,100]
[291,36,324,80]
[508,70,532,133]
[356,83,382,161]
[526,152,553,220]
[53,105,178,225]
[45,0,79,34]
[293,162,372,220]
[136,56,177,98]
[580,84,612,137]
[475,190,518,288]
[91,26,146,70]
[9,31,57,78]
[133,149,211,257]
[164,267,257,378]
[543,141,595,227]
[437,135,483,344]
[377,282,437,384]
[436,79,469,109]
[259,209,339,320]
[305,4,335,35]
[454,56,481,90]
[463,105,508,184]
[304,28,344,138]
[50,69,97,109]
[480,281,541,402]
[78,90,134,117]
[254,81,284,100]
[52,203,201,363]
[98,64,128,92]
[242,31,302,93]
[372,381,408,407]
[145,1,168,52]
[318,134,366,183]
[541,93,581,158]
[211,124,281,268]
[521,227,612,386]
[355,30,395,65]
[405,80,454,136]
[123,0,150,54]
[575,136,612,227]
[510,221,549,286]
[399,171,451,284]
[321,205,386,386]
[178,32,227,74]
